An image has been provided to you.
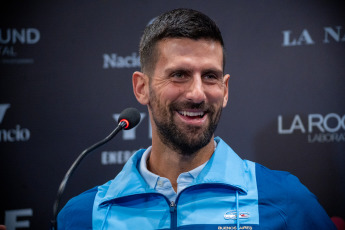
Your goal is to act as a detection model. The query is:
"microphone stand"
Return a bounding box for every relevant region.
[50,121,127,230]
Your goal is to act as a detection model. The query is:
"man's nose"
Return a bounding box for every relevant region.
[185,76,206,103]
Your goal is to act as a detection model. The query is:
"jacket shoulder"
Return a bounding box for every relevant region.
[57,186,98,230]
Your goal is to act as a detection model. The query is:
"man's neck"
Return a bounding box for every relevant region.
[147,136,215,191]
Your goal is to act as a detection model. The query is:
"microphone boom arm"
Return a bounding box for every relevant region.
[51,121,127,229]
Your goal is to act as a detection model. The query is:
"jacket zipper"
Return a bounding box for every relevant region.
[100,185,242,229]
[101,193,178,229]
[170,201,177,230]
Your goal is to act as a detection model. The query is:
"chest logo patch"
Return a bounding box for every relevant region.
[224,211,250,220]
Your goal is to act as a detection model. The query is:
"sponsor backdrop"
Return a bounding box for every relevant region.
[1,1,344,229]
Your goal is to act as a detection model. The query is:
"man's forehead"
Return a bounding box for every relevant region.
[155,38,224,67]
[156,37,222,50]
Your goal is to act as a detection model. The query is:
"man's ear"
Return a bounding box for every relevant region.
[222,74,230,108]
[133,71,149,105]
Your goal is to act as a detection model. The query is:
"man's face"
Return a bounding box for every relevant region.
[148,38,229,155]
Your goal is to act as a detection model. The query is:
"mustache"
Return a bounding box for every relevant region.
[170,101,212,111]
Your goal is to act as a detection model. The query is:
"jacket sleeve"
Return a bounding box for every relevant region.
[256,164,336,229]
[57,186,98,230]
[283,174,336,229]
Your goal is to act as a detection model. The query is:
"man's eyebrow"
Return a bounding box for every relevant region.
[202,68,224,76]
[164,67,193,75]
[164,67,223,75]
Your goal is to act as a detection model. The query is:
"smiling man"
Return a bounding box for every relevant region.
[133,37,229,191]
[57,8,336,230]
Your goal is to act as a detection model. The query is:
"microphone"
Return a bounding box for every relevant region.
[50,108,141,230]
[118,107,141,130]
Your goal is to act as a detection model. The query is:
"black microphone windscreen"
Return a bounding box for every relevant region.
[118,107,141,130]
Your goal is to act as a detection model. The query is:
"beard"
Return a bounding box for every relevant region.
[149,89,223,156]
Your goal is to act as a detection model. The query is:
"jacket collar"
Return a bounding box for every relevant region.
[99,137,248,206]
[194,137,248,194]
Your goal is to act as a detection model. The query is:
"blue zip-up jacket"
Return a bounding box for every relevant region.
[58,137,336,229]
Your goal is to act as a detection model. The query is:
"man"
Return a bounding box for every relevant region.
[58,8,336,229]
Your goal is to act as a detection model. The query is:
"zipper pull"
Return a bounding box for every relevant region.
[170,201,176,213]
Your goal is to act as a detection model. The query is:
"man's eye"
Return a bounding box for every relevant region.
[173,72,184,78]
[204,74,218,80]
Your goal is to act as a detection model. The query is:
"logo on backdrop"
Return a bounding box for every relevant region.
[0,104,10,124]
[0,28,40,64]
[101,111,151,165]
[4,208,33,229]
[278,113,345,143]
[101,18,158,70]
[282,26,345,46]
[102,52,140,69]
[0,104,31,142]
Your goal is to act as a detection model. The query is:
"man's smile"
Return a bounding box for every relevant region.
[177,110,206,118]
[175,109,208,126]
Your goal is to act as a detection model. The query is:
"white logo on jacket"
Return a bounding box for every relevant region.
[224,211,250,220]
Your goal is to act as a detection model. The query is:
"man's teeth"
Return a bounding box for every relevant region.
[179,111,205,117]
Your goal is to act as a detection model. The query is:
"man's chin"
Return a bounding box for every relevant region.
[171,132,213,155]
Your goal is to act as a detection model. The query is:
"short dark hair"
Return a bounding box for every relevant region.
[139,8,225,75]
